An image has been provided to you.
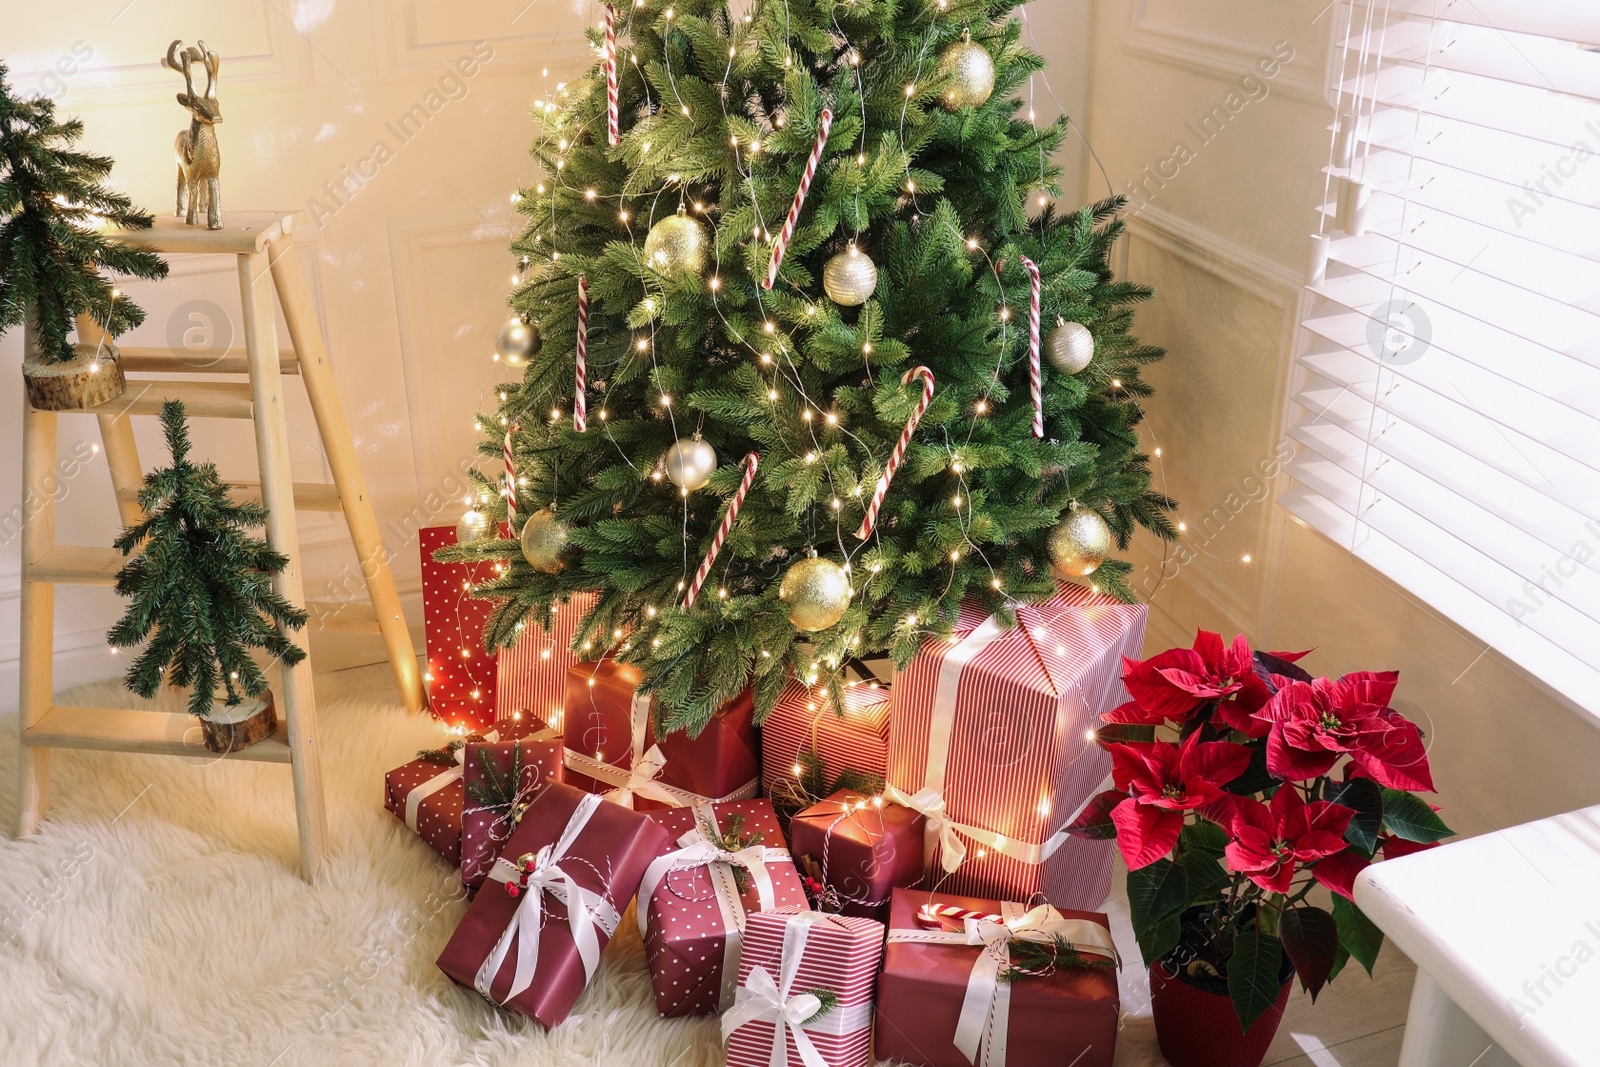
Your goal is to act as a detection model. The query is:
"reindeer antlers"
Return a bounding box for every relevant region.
[163,39,219,99]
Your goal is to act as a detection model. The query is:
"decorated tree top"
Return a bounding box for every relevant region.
[444,0,1176,731]
[0,62,167,362]
[107,400,308,718]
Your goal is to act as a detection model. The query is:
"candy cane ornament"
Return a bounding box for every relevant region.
[501,425,520,527]
[1020,256,1043,438]
[917,902,1006,928]
[574,275,588,432]
[763,107,834,290]
[684,452,759,608]
[603,5,619,147]
[855,366,935,541]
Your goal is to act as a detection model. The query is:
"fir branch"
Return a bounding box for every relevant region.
[1000,936,1118,983]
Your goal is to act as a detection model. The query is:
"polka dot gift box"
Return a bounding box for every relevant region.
[419,525,503,732]
[459,726,565,892]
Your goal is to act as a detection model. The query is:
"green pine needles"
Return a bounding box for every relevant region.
[441,0,1176,732]
[108,401,308,718]
[0,63,167,362]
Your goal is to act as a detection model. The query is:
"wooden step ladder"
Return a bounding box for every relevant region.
[17,211,425,881]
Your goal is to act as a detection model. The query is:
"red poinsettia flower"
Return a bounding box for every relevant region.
[1222,786,1354,894]
[1253,673,1433,791]
[1107,734,1253,869]
[1114,631,1262,725]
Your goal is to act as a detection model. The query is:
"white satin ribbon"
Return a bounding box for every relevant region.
[636,804,791,1010]
[474,792,621,1004]
[404,727,503,831]
[721,912,872,1067]
[886,902,1118,1066]
[563,687,759,807]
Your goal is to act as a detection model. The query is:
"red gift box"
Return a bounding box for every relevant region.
[886,583,1145,908]
[437,782,670,1027]
[788,790,925,923]
[459,726,565,891]
[494,590,598,727]
[383,720,548,867]
[723,908,884,1067]
[761,681,890,808]
[563,658,760,810]
[874,888,1119,1067]
[636,800,808,1017]
[420,525,503,731]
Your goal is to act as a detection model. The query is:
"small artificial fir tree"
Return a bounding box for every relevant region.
[0,63,167,360]
[108,401,309,718]
[443,0,1177,731]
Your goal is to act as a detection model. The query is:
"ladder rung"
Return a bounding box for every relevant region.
[304,600,382,634]
[30,546,124,586]
[114,480,343,513]
[117,346,299,376]
[88,379,256,419]
[23,705,292,763]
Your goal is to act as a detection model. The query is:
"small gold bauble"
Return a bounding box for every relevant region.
[822,246,879,306]
[664,437,717,492]
[643,207,709,275]
[495,318,541,366]
[520,508,570,573]
[455,508,492,543]
[1049,505,1112,578]
[1047,320,1095,374]
[937,39,997,111]
[778,556,851,632]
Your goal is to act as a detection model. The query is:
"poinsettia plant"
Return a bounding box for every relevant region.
[1066,631,1453,1031]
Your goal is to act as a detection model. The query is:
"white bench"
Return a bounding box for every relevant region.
[1355,804,1600,1067]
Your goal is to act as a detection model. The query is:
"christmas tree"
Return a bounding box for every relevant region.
[108,401,309,718]
[0,63,167,361]
[442,0,1176,731]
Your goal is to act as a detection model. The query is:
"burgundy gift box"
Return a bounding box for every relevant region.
[887,582,1145,907]
[874,888,1119,1067]
[383,720,549,868]
[459,727,565,891]
[494,591,598,726]
[724,908,884,1067]
[788,790,925,923]
[638,800,808,1017]
[761,682,890,805]
[420,525,503,731]
[563,658,760,810]
[437,782,670,1028]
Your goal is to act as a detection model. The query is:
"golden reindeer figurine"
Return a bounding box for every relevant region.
[163,40,222,230]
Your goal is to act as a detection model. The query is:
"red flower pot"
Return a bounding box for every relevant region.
[1149,959,1293,1067]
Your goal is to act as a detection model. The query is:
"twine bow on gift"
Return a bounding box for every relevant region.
[475,792,621,1004]
[404,727,506,833]
[722,912,873,1067]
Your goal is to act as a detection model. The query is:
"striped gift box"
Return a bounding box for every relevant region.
[493,590,598,727]
[887,582,1146,909]
[725,908,883,1067]
[761,682,890,803]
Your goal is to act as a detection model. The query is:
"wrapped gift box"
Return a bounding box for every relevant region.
[761,681,890,814]
[383,720,549,867]
[420,525,503,731]
[874,888,1119,1067]
[638,800,808,1017]
[788,790,925,923]
[459,726,565,891]
[495,591,598,726]
[887,582,1144,907]
[563,658,760,810]
[437,782,670,1027]
[724,908,884,1067]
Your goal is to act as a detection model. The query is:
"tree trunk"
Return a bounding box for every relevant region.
[23,343,126,411]
[200,691,278,753]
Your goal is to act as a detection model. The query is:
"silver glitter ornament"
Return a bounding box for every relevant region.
[823,246,879,306]
[1047,320,1095,374]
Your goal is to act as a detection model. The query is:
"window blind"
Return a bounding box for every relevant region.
[1282,0,1600,717]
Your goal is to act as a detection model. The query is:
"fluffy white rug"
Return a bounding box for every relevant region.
[0,672,1395,1066]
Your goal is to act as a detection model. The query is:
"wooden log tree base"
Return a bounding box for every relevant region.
[199,691,278,753]
[23,344,126,411]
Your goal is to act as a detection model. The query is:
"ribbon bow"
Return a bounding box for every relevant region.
[404,728,504,832]
[721,912,868,1067]
[882,783,967,873]
[474,793,620,1005]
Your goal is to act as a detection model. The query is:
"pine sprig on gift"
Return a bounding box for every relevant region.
[999,937,1117,983]
[770,747,887,823]
[416,733,488,766]
[466,743,526,822]
[701,812,764,894]
[802,988,839,1024]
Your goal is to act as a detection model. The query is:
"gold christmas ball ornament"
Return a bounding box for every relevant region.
[455,508,492,544]
[520,508,570,573]
[779,556,852,632]
[823,246,879,306]
[1049,505,1112,578]
[1047,320,1095,375]
[664,436,717,492]
[494,318,541,366]
[643,207,709,275]
[937,39,997,111]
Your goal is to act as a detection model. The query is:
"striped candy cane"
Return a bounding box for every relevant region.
[917,902,1005,928]
[685,452,759,608]
[1021,256,1043,438]
[603,5,619,147]
[855,366,934,541]
[574,276,588,432]
[763,108,834,290]
[501,425,519,527]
